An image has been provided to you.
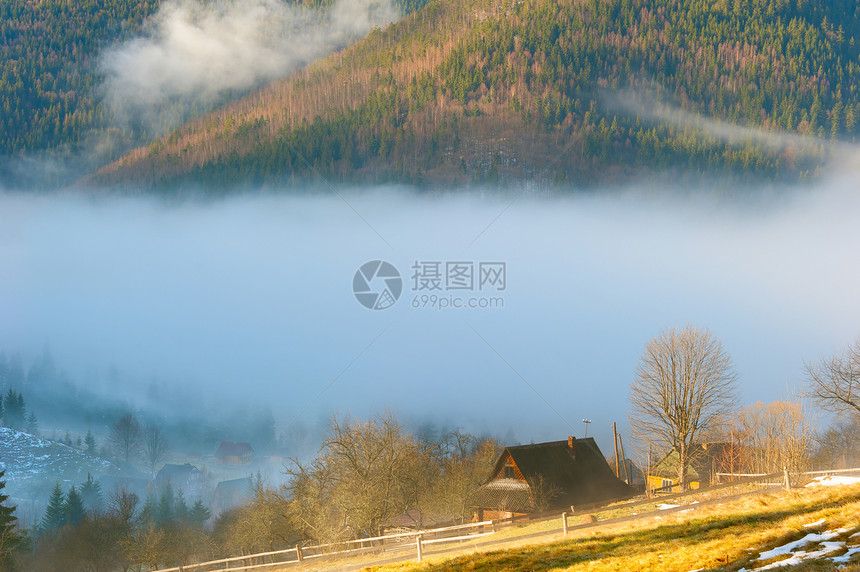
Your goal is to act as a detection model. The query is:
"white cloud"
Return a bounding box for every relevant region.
[100,0,400,132]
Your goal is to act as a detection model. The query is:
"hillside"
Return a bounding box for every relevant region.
[0,0,160,154]
[0,427,120,517]
[0,0,430,188]
[0,428,117,486]
[365,479,860,571]
[92,0,860,191]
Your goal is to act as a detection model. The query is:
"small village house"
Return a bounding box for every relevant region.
[469,437,633,520]
[155,463,204,498]
[647,442,738,493]
[211,477,254,520]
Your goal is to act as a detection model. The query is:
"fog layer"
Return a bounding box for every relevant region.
[1,181,859,447]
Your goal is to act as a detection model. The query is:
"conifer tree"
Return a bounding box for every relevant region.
[187,499,211,529]
[25,413,37,436]
[155,484,174,527]
[0,470,22,570]
[65,485,85,527]
[40,483,66,535]
[79,474,103,514]
[84,430,97,455]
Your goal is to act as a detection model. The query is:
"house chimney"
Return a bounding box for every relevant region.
[568,436,575,449]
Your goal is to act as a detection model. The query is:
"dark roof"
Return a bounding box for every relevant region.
[215,441,254,458]
[469,479,533,514]
[470,438,633,513]
[155,463,200,483]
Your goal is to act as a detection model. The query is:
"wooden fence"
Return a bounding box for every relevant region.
[158,519,495,572]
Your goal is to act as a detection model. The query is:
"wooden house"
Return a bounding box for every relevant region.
[211,477,254,519]
[215,441,254,464]
[647,442,737,493]
[155,463,204,498]
[469,437,633,520]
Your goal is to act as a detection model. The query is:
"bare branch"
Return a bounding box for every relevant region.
[628,325,738,490]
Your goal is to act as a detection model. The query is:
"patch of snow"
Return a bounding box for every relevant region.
[657,504,680,510]
[756,530,842,561]
[805,476,860,488]
[742,528,860,570]
[833,545,860,563]
[803,519,826,528]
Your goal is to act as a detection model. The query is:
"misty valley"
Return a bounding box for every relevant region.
[3,0,860,570]
[2,185,860,570]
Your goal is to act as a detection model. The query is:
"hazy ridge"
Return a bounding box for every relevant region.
[89,0,860,190]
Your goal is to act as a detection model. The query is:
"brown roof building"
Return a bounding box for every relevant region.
[155,463,204,498]
[470,437,633,520]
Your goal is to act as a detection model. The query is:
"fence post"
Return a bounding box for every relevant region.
[562,512,568,536]
[416,534,423,563]
[784,467,791,491]
[296,544,303,562]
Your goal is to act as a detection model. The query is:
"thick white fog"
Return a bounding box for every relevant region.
[1,181,859,449]
[101,0,400,132]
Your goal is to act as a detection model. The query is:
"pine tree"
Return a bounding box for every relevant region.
[187,499,211,529]
[84,430,97,455]
[40,483,66,535]
[2,391,23,430]
[173,490,189,524]
[65,485,85,527]
[155,484,174,527]
[79,474,102,515]
[25,413,37,436]
[0,470,22,569]
[138,494,156,527]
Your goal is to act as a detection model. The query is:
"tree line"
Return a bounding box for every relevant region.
[0,416,497,571]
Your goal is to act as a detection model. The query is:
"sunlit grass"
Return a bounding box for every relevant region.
[360,484,860,572]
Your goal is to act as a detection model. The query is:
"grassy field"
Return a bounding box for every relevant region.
[360,483,860,572]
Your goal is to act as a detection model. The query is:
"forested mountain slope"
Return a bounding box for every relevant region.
[0,0,160,156]
[92,0,860,190]
[0,0,430,187]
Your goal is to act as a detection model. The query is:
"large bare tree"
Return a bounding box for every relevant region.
[806,338,860,417]
[109,413,142,466]
[143,424,169,476]
[629,325,738,491]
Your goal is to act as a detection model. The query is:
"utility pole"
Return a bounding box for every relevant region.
[582,418,591,438]
[612,422,620,479]
[618,434,629,484]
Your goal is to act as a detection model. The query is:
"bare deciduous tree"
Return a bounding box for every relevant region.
[109,413,142,466]
[806,338,860,417]
[812,419,860,469]
[734,401,814,475]
[286,411,438,541]
[143,424,169,476]
[629,325,738,491]
[526,474,562,514]
[428,431,500,523]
